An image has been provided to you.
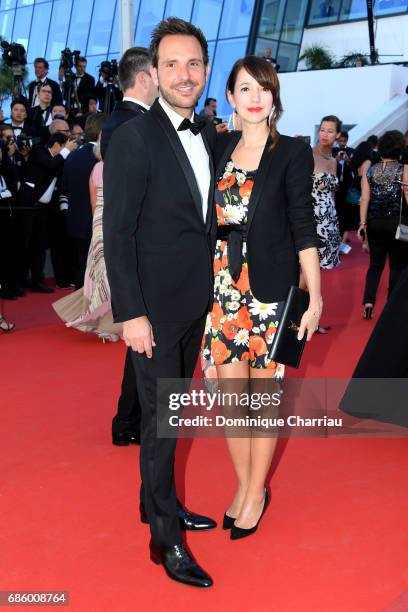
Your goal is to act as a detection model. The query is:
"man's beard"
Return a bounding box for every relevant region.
[159,80,205,112]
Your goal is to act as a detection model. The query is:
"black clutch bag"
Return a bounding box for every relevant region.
[268,286,310,368]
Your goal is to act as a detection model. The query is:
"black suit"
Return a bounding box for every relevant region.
[27,105,52,141]
[61,143,97,288]
[101,99,148,437]
[28,77,62,108]
[100,100,148,160]
[75,72,96,112]
[215,132,321,302]
[104,99,216,546]
[19,145,68,286]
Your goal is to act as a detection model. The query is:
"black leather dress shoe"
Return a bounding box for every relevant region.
[31,283,54,293]
[150,541,213,588]
[140,500,217,530]
[112,430,140,446]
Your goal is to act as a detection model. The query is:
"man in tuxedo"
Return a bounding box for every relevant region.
[101,47,158,445]
[28,58,62,108]
[19,133,77,292]
[74,56,96,113]
[61,113,107,289]
[10,99,32,139]
[104,18,217,587]
[332,131,354,244]
[27,83,54,138]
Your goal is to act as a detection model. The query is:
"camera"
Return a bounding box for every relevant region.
[70,133,86,145]
[16,133,41,152]
[1,40,27,74]
[59,48,81,77]
[99,60,118,83]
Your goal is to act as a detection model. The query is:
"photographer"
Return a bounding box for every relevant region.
[332,131,355,247]
[0,125,31,184]
[18,132,77,293]
[95,60,122,113]
[74,56,96,113]
[61,112,107,289]
[28,58,62,108]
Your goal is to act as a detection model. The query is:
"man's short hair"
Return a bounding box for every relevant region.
[11,98,28,112]
[150,17,209,69]
[0,124,13,137]
[48,132,68,148]
[34,57,49,69]
[118,47,151,91]
[204,97,216,106]
[84,112,108,141]
[75,56,87,65]
[367,134,378,147]
[339,130,349,139]
[39,83,52,92]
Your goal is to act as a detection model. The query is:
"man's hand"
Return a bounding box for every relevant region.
[215,122,228,134]
[123,316,156,358]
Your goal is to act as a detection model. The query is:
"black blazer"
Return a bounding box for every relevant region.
[62,143,97,241]
[103,98,217,323]
[215,131,320,303]
[75,72,96,110]
[18,145,66,207]
[100,100,147,159]
[28,77,62,108]
[27,105,52,141]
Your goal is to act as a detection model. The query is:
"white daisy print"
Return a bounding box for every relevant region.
[236,171,246,186]
[228,301,240,311]
[223,203,246,224]
[249,299,278,320]
[233,329,249,346]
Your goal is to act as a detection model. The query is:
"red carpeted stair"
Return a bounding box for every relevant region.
[1,238,407,611]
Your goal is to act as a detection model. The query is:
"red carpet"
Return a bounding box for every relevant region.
[1,238,407,611]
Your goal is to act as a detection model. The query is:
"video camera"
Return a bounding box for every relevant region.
[59,48,81,77]
[15,132,41,152]
[99,60,118,83]
[1,40,27,75]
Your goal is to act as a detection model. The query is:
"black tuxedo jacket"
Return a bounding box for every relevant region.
[18,145,66,207]
[75,72,96,110]
[62,143,97,241]
[28,77,62,107]
[103,99,217,323]
[27,105,52,141]
[215,131,321,303]
[100,100,147,159]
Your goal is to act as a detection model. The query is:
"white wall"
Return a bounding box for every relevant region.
[299,14,408,67]
[276,64,408,144]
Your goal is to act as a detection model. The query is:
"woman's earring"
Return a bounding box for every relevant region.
[267,109,274,126]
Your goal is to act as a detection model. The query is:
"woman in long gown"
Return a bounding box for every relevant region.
[53,142,122,341]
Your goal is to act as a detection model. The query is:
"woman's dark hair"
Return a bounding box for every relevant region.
[351,141,372,171]
[150,17,208,68]
[378,130,405,160]
[226,55,283,147]
[320,115,342,132]
[47,132,68,148]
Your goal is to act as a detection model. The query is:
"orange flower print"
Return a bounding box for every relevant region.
[236,306,253,330]
[216,203,224,223]
[239,180,254,199]
[240,351,250,362]
[265,323,277,345]
[234,264,250,294]
[249,335,267,361]
[218,174,235,191]
[213,258,222,275]
[266,360,277,370]
[211,340,229,365]
[222,319,240,341]
[210,302,223,331]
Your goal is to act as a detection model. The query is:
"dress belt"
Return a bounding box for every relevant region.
[217,223,247,282]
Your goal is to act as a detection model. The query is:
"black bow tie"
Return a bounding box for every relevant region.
[177,117,206,135]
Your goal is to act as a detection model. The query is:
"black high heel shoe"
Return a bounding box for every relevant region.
[230,489,270,540]
[363,305,373,320]
[222,513,235,530]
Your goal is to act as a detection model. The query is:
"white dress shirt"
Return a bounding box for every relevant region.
[159,97,210,222]
[122,96,150,110]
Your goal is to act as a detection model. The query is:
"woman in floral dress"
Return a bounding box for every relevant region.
[202,56,322,540]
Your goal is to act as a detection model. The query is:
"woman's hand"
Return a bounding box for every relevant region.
[357,223,366,241]
[297,300,323,342]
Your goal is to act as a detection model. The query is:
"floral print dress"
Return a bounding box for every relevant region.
[312,172,341,270]
[201,160,285,378]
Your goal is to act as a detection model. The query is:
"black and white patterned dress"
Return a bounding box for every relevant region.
[312,172,341,270]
